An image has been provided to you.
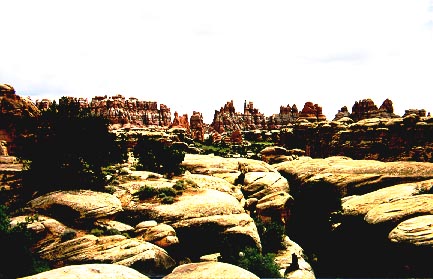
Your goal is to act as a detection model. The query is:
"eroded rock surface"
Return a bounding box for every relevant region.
[20,264,150,279]
[163,262,260,279]
[38,234,175,272]
[29,190,123,223]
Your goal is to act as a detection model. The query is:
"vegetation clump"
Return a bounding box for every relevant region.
[237,247,282,278]
[134,185,183,204]
[17,97,125,195]
[60,228,77,242]
[133,136,185,177]
[0,205,51,278]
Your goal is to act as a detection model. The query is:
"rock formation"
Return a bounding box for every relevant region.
[170,111,190,130]
[336,98,400,122]
[280,113,433,161]
[90,95,171,127]
[276,157,433,277]
[211,100,266,133]
[0,84,41,154]
[333,106,350,120]
[163,262,260,279]
[0,140,8,156]
[298,102,327,122]
[20,264,151,279]
[190,111,205,142]
[267,104,299,129]
[211,100,329,134]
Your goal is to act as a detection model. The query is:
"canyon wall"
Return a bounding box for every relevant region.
[280,115,433,162]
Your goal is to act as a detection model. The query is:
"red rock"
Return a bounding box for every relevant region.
[190,111,205,142]
[298,102,327,122]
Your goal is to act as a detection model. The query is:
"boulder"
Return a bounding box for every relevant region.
[276,156,433,197]
[136,223,179,248]
[94,220,135,233]
[181,154,276,175]
[163,262,260,279]
[364,194,433,225]
[389,215,433,246]
[242,172,289,200]
[275,236,315,279]
[342,180,433,217]
[19,264,150,279]
[127,189,261,258]
[179,173,241,199]
[28,190,123,224]
[0,140,8,156]
[256,191,294,224]
[38,234,175,272]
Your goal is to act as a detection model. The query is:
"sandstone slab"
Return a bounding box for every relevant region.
[162,262,260,279]
[389,215,433,246]
[38,234,175,272]
[364,194,433,225]
[243,171,289,199]
[276,156,433,197]
[19,263,150,279]
[342,180,433,217]
[29,190,123,223]
[181,154,276,175]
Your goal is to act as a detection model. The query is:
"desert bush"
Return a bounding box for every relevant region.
[90,228,104,237]
[237,247,282,278]
[134,186,181,203]
[60,228,77,242]
[254,217,285,253]
[158,187,177,197]
[0,205,51,278]
[161,196,175,204]
[134,185,159,200]
[17,97,126,195]
[133,136,185,176]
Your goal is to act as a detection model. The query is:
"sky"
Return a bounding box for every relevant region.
[1,0,432,123]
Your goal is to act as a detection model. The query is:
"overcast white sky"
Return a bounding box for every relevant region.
[1,0,432,123]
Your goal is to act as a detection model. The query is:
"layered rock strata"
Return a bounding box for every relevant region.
[334,98,400,121]
[90,95,171,127]
[280,115,433,161]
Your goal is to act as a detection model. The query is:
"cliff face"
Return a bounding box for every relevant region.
[0,84,41,154]
[210,100,267,133]
[267,104,299,129]
[334,98,400,122]
[90,95,171,127]
[280,115,433,162]
[211,100,327,133]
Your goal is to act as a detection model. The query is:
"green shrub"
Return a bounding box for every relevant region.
[0,205,51,278]
[90,228,104,237]
[133,136,185,176]
[159,187,177,197]
[104,186,117,194]
[254,217,285,253]
[17,97,126,195]
[173,179,198,190]
[161,196,175,204]
[60,228,77,242]
[237,247,282,278]
[105,228,121,236]
[134,186,159,200]
[173,180,187,191]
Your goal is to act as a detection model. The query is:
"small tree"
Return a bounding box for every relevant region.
[237,247,282,278]
[133,137,185,176]
[17,97,125,194]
